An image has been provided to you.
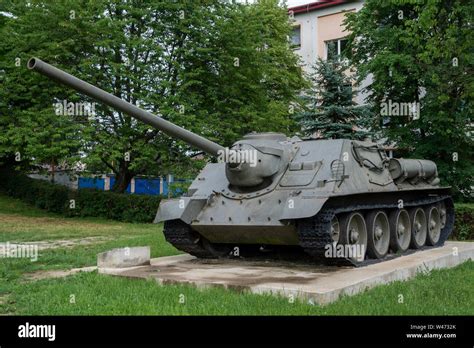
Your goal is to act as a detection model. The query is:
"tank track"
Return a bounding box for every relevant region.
[297,195,455,267]
[163,220,262,259]
[163,219,217,258]
[164,196,454,266]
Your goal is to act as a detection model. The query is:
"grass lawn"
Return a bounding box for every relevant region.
[0,194,473,315]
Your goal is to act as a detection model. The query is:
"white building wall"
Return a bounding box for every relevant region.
[291,1,371,104]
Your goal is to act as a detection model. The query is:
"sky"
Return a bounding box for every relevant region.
[242,0,314,8]
[287,0,313,7]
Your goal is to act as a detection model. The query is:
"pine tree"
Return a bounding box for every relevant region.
[294,57,373,140]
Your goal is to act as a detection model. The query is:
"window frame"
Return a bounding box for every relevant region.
[290,24,301,50]
[325,37,348,60]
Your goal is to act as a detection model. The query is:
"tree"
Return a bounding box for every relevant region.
[344,0,473,200]
[81,0,306,191]
[0,0,305,192]
[183,0,307,146]
[0,0,87,172]
[294,57,374,140]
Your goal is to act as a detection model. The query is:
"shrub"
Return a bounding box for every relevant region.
[0,169,164,223]
[66,189,163,223]
[453,204,474,241]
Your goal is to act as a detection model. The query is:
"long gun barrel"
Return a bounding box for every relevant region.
[27,57,224,156]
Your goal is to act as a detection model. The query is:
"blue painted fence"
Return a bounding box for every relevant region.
[77,176,189,196]
[134,178,160,195]
[78,177,105,190]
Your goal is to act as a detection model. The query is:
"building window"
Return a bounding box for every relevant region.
[325,38,348,60]
[291,25,301,49]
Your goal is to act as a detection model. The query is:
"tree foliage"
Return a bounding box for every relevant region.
[294,57,374,140]
[0,0,305,191]
[344,0,473,200]
[0,0,87,171]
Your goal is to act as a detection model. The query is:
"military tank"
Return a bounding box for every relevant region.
[28,57,454,266]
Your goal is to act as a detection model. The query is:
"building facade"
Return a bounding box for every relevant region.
[288,0,369,104]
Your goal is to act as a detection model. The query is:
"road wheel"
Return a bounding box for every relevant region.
[425,206,442,246]
[389,209,411,253]
[339,212,367,262]
[409,207,427,249]
[438,201,447,229]
[366,210,390,259]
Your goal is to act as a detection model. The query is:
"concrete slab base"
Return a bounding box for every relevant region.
[97,246,150,268]
[98,242,474,305]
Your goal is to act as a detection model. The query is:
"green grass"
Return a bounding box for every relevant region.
[0,194,177,291]
[3,261,472,315]
[0,194,473,315]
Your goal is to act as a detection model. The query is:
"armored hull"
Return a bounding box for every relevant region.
[157,137,454,266]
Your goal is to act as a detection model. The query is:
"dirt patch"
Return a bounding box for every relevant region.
[0,236,112,257]
[22,266,97,282]
[21,236,112,250]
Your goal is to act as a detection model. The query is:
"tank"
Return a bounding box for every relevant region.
[28,57,455,266]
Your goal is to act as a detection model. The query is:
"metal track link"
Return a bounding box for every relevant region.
[297,195,455,267]
[163,219,216,258]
